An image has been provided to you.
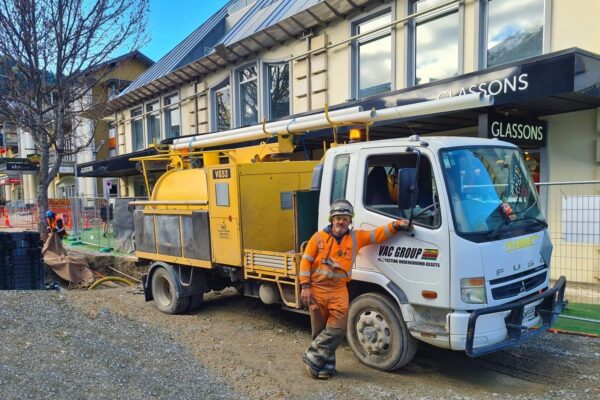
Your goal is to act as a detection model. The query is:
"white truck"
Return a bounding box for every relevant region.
[317,135,565,369]
[133,95,565,371]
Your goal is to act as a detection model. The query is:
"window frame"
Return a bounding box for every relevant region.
[477,0,551,70]
[363,152,441,229]
[236,62,259,127]
[330,154,351,204]
[263,61,291,121]
[407,0,463,87]
[163,92,181,139]
[350,5,395,100]
[145,99,161,146]
[130,106,145,151]
[212,77,232,132]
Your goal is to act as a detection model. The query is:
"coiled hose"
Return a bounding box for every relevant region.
[88,276,134,290]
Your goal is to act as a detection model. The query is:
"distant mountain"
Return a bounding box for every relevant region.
[488,25,543,67]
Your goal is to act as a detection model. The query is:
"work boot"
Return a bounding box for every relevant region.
[302,353,321,379]
[322,354,337,377]
[303,327,344,379]
[317,369,331,379]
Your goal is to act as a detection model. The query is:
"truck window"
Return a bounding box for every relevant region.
[364,154,440,228]
[330,155,350,202]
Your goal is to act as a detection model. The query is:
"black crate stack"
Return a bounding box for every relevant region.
[0,232,45,290]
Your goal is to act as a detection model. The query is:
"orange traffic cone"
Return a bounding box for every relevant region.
[84,215,91,229]
[3,211,11,227]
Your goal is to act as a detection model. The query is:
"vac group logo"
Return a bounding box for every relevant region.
[377,245,440,267]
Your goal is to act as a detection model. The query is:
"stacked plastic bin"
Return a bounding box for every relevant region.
[0,232,44,290]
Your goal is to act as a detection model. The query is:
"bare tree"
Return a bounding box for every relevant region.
[0,0,148,235]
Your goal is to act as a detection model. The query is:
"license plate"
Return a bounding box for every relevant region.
[523,303,536,322]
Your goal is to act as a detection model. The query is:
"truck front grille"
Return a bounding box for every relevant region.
[491,271,547,300]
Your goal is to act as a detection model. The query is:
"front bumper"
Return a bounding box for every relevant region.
[465,275,566,357]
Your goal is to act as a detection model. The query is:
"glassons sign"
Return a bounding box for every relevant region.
[480,113,547,147]
[437,73,529,99]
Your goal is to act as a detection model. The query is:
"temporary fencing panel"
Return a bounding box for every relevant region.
[537,180,600,325]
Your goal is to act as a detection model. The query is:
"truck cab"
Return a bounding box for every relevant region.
[318,136,565,367]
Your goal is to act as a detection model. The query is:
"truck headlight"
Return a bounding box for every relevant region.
[461,277,487,304]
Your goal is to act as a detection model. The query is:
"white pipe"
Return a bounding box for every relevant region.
[174,93,493,150]
[172,106,363,147]
[374,92,494,122]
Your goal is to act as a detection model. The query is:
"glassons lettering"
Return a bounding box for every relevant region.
[490,121,543,142]
[437,73,528,99]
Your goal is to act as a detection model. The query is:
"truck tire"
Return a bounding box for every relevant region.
[185,293,204,312]
[151,267,190,314]
[347,292,417,371]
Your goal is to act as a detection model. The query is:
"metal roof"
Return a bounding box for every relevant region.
[113,0,380,110]
[120,0,237,96]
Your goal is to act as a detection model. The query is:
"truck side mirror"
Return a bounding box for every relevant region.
[397,168,417,210]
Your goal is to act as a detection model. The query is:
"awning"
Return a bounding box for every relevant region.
[76,148,158,178]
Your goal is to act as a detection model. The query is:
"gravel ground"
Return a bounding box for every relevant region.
[0,291,238,400]
[1,286,599,400]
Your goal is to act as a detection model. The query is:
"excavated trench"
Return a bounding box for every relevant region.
[46,248,146,290]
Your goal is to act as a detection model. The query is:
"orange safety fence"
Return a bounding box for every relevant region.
[0,205,39,229]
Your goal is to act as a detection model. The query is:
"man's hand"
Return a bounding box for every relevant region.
[301,287,313,306]
[393,219,413,232]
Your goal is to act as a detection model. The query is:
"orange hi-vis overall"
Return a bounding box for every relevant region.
[47,216,66,238]
[299,222,398,335]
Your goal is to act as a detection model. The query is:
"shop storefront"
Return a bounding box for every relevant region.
[342,48,600,183]
[77,148,161,198]
[0,158,39,202]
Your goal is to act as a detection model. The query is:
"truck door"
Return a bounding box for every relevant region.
[352,148,451,307]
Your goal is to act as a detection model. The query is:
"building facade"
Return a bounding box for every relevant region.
[10,51,153,203]
[95,0,600,198]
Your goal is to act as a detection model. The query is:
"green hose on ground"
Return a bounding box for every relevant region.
[88,276,134,290]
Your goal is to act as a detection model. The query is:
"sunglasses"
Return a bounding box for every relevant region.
[332,215,351,223]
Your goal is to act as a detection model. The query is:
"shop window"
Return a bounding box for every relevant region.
[483,0,545,68]
[353,10,392,98]
[266,63,290,120]
[364,153,440,228]
[410,0,459,85]
[523,150,540,185]
[238,64,258,126]
[330,155,350,203]
[131,107,144,151]
[164,93,180,138]
[213,79,231,131]
[146,100,161,145]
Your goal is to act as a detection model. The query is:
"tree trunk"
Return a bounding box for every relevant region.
[38,133,51,239]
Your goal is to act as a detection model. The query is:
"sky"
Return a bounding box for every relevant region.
[141,0,230,62]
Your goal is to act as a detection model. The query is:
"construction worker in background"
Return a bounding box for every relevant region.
[46,210,67,239]
[300,199,412,379]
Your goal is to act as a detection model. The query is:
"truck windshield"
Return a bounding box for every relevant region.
[440,146,545,240]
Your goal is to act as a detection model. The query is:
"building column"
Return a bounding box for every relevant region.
[47,180,56,199]
[119,177,129,197]
[596,107,600,180]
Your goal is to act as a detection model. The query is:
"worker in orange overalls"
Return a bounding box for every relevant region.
[46,210,67,239]
[300,199,412,379]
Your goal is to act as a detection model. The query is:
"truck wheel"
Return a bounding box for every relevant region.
[347,292,417,371]
[151,267,190,314]
[185,293,204,312]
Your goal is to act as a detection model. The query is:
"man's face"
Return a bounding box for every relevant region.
[331,215,351,236]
